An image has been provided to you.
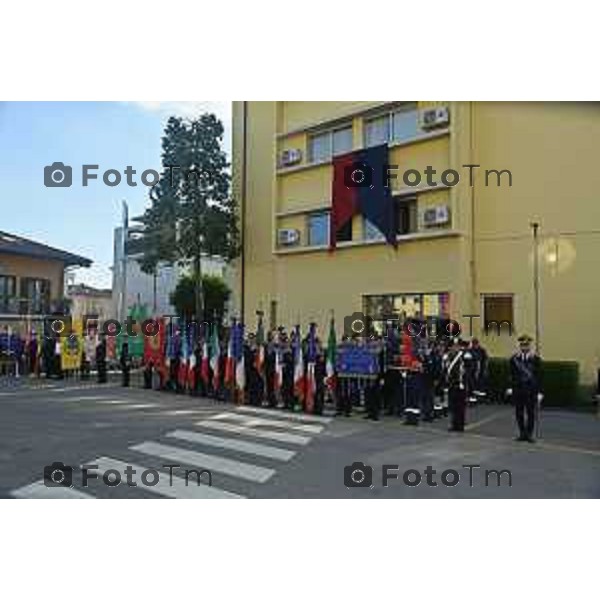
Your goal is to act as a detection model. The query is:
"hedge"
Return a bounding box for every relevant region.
[487,357,581,408]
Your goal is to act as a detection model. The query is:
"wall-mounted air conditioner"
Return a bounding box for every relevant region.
[277,228,301,246]
[280,148,302,167]
[421,106,450,129]
[422,205,450,227]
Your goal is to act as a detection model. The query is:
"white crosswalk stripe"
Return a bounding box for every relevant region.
[167,429,296,462]
[11,481,94,499]
[197,419,312,446]
[210,412,323,434]
[9,405,332,498]
[131,441,276,483]
[90,457,244,499]
[236,405,332,424]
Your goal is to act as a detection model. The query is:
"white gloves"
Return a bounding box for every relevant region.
[537,393,544,403]
[506,388,513,396]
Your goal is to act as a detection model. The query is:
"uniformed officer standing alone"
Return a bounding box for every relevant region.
[120,340,131,387]
[96,334,107,384]
[442,338,468,432]
[508,334,542,443]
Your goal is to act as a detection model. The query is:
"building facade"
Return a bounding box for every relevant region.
[67,283,113,324]
[112,225,232,319]
[232,101,600,383]
[0,230,91,328]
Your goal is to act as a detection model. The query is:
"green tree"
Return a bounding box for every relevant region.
[170,274,230,322]
[136,114,239,319]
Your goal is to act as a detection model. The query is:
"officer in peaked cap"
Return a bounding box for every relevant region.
[507,334,542,442]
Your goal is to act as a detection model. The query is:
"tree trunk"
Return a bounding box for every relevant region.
[194,252,204,323]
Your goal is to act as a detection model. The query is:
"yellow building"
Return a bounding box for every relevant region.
[232,102,600,383]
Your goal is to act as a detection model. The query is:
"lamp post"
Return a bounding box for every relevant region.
[530,222,541,354]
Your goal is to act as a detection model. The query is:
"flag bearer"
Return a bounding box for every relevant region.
[120,340,131,387]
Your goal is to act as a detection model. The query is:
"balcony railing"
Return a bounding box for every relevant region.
[0,296,53,315]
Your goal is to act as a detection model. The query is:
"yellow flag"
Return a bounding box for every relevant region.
[61,318,83,371]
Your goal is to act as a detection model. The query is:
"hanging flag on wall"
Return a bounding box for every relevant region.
[330,144,397,250]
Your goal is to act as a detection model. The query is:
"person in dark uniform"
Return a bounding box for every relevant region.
[314,352,326,416]
[120,340,131,387]
[364,337,384,421]
[470,338,489,402]
[143,360,153,389]
[420,344,437,421]
[265,333,277,408]
[96,335,107,384]
[442,338,468,432]
[282,341,295,411]
[42,336,54,378]
[508,334,542,443]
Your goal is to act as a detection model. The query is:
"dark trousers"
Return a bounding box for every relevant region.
[448,386,466,431]
[122,367,130,387]
[336,380,352,416]
[97,362,107,384]
[515,390,536,438]
[365,384,380,419]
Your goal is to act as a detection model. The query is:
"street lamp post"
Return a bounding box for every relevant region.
[530,222,541,354]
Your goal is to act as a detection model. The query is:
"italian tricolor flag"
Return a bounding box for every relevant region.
[325,317,337,390]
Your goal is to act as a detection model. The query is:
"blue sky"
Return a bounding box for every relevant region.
[0,101,231,288]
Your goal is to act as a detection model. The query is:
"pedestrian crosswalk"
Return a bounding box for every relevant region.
[9,406,330,499]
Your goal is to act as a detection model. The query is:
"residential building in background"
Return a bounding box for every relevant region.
[0,230,91,329]
[112,224,232,319]
[67,283,113,324]
[232,101,600,382]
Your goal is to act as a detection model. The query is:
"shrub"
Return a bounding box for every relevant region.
[487,357,580,408]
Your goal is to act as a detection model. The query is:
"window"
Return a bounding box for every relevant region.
[307,212,329,246]
[392,106,419,141]
[20,277,51,314]
[307,211,353,246]
[363,292,450,333]
[308,132,330,163]
[365,104,419,147]
[0,275,16,312]
[482,295,514,335]
[332,126,353,156]
[308,125,353,163]
[365,115,390,147]
[363,196,417,240]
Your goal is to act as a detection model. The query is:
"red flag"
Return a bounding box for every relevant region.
[330,153,359,250]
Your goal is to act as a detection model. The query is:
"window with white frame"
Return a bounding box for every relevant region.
[308,124,353,163]
[364,103,419,147]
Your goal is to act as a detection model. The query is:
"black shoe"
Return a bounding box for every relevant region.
[515,434,528,442]
[526,436,536,443]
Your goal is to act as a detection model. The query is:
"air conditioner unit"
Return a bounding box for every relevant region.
[422,205,450,227]
[280,148,302,167]
[421,106,450,129]
[277,228,301,246]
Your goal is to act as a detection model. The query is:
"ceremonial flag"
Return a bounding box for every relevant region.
[330,144,396,250]
[325,317,337,390]
[254,313,265,376]
[177,319,189,388]
[274,332,283,393]
[292,325,305,399]
[143,317,165,370]
[201,327,210,386]
[234,322,245,391]
[61,318,83,371]
[187,322,197,390]
[210,323,220,391]
[305,323,317,413]
[224,322,235,386]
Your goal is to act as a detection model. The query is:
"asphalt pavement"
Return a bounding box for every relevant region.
[1,378,599,498]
